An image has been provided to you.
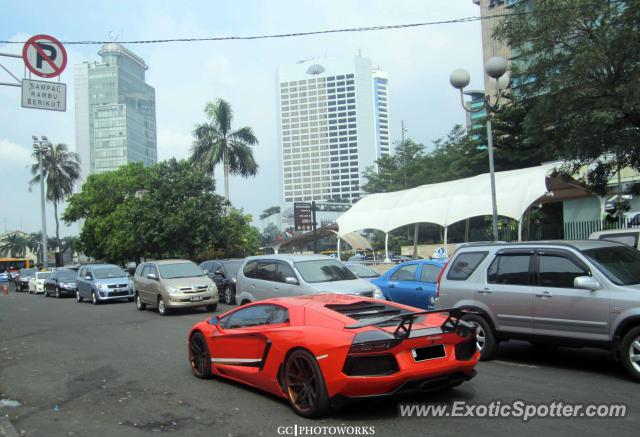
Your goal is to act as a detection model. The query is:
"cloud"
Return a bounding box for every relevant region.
[0,139,32,166]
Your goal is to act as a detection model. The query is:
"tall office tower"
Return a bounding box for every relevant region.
[276,56,390,204]
[473,0,514,91]
[74,43,157,178]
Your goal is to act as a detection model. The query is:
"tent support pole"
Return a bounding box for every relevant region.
[384,233,390,262]
[412,223,419,259]
[337,236,341,259]
[443,226,448,246]
[518,218,523,242]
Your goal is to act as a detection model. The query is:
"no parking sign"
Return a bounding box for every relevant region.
[22,34,67,78]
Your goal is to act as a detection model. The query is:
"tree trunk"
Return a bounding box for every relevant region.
[412,223,419,259]
[54,201,61,252]
[223,150,230,212]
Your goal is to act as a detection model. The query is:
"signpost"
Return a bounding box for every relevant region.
[22,34,67,78]
[21,78,66,111]
[294,202,313,232]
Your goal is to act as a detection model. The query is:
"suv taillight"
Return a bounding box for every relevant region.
[436,260,449,299]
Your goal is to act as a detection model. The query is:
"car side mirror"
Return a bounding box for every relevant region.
[215,269,224,277]
[84,275,92,281]
[285,276,299,285]
[574,276,600,291]
[203,269,209,275]
[147,273,158,281]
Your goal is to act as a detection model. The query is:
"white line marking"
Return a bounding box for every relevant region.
[493,360,539,369]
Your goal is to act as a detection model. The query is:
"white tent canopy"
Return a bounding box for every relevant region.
[336,163,558,237]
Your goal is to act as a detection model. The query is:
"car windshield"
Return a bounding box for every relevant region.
[294,259,358,283]
[221,261,244,276]
[93,266,127,279]
[583,246,640,285]
[159,262,204,279]
[345,263,379,278]
[37,272,51,279]
[57,270,77,281]
[19,268,37,277]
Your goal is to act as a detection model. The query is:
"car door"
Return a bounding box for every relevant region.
[251,260,280,299]
[212,304,289,384]
[532,249,610,341]
[135,264,149,302]
[272,261,299,296]
[77,268,88,296]
[385,263,420,306]
[415,263,442,310]
[208,262,225,291]
[481,250,534,334]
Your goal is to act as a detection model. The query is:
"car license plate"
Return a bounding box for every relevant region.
[411,344,446,362]
[190,296,203,302]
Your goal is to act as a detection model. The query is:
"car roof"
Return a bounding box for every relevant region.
[86,263,122,269]
[148,259,194,265]
[244,254,333,263]
[252,293,378,309]
[455,239,625,252]
[590,228,640,236]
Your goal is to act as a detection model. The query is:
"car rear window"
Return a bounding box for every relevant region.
[597,232,639,248]
[446,252,488,281]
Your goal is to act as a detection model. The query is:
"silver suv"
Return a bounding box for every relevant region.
[235,254,383,305]
[437,240,640,382]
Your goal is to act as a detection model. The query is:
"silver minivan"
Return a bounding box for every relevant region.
[437,240,640,382]
[235,254,383,305]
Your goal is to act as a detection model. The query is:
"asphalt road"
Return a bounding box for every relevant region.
[1,289,638,437]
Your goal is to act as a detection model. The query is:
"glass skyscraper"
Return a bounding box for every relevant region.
[74,43,157,178]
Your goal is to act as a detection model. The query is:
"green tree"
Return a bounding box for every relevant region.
[495,0,640,191]
[191,98,259,204]
[30,143,81,250]
[0,232,28,258]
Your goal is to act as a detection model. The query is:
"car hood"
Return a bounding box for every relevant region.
[94,277,130,286]
[305,278,375,294]
[162,276,212,289]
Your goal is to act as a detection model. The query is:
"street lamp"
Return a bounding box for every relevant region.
[32,135,50,268]
[449,56,509,241]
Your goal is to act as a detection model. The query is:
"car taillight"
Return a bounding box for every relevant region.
[435,260,449,299]
[349,330,399,354]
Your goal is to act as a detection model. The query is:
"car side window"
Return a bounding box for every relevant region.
[210,262,222,274]
[79,268,85,277]
[141,265,152,277]
[255,261,278,282]
[222,305,289,329]
[420,264,441,283]
[276,262,296,283]
[447,252,488,280]
[538,255,588,288]
[243,261,258,279]
[391,264,418,281]
[487,254,532,285]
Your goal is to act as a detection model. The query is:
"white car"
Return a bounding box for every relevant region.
[28,271,51,294]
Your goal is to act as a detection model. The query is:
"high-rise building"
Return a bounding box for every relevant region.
[276,56,390,204]
[74,43,157,179]
[473,0,513,91]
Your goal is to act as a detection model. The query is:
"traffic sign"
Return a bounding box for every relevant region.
[22,34,67,78]
[21,79,66,111]
[294,202,313,231]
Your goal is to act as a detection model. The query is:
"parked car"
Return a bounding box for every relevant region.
[28,271,51,294]
[200,258,244,305]
[235,254,383,305]
[590,228,640,250]
[188,294,478,417]
[437,240,640,382]
[371,260,446,310]
[0,272,9,282]
[17,268,37,292]
[44,268,78,298]
[343,262,380,281]
[76,264,134,305]
[133,260,218,315]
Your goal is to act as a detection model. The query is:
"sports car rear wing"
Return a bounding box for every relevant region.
[345,308,474,340]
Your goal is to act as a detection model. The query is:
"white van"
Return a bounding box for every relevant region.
[589,228,640,250]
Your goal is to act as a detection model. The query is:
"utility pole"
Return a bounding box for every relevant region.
[311,201,318,254]
[33,136,49,268]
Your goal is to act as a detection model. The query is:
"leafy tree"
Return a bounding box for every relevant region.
[495,0,640,192]
[191,98,259,204]
[0,232,28,258]
[29,143,81,250]
[63,160,260,264]
[362,139,425,193]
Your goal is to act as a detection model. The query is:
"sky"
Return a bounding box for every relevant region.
[0,0,483,237]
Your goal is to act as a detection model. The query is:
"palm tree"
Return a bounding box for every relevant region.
[191,98,259,203]
[0,232,28,257]
[29,143,81,251]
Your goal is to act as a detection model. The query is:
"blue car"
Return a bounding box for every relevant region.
[371,259,446,310]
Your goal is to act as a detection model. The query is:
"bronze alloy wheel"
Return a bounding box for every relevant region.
[189,332,212,379]
[284,349,330,418]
